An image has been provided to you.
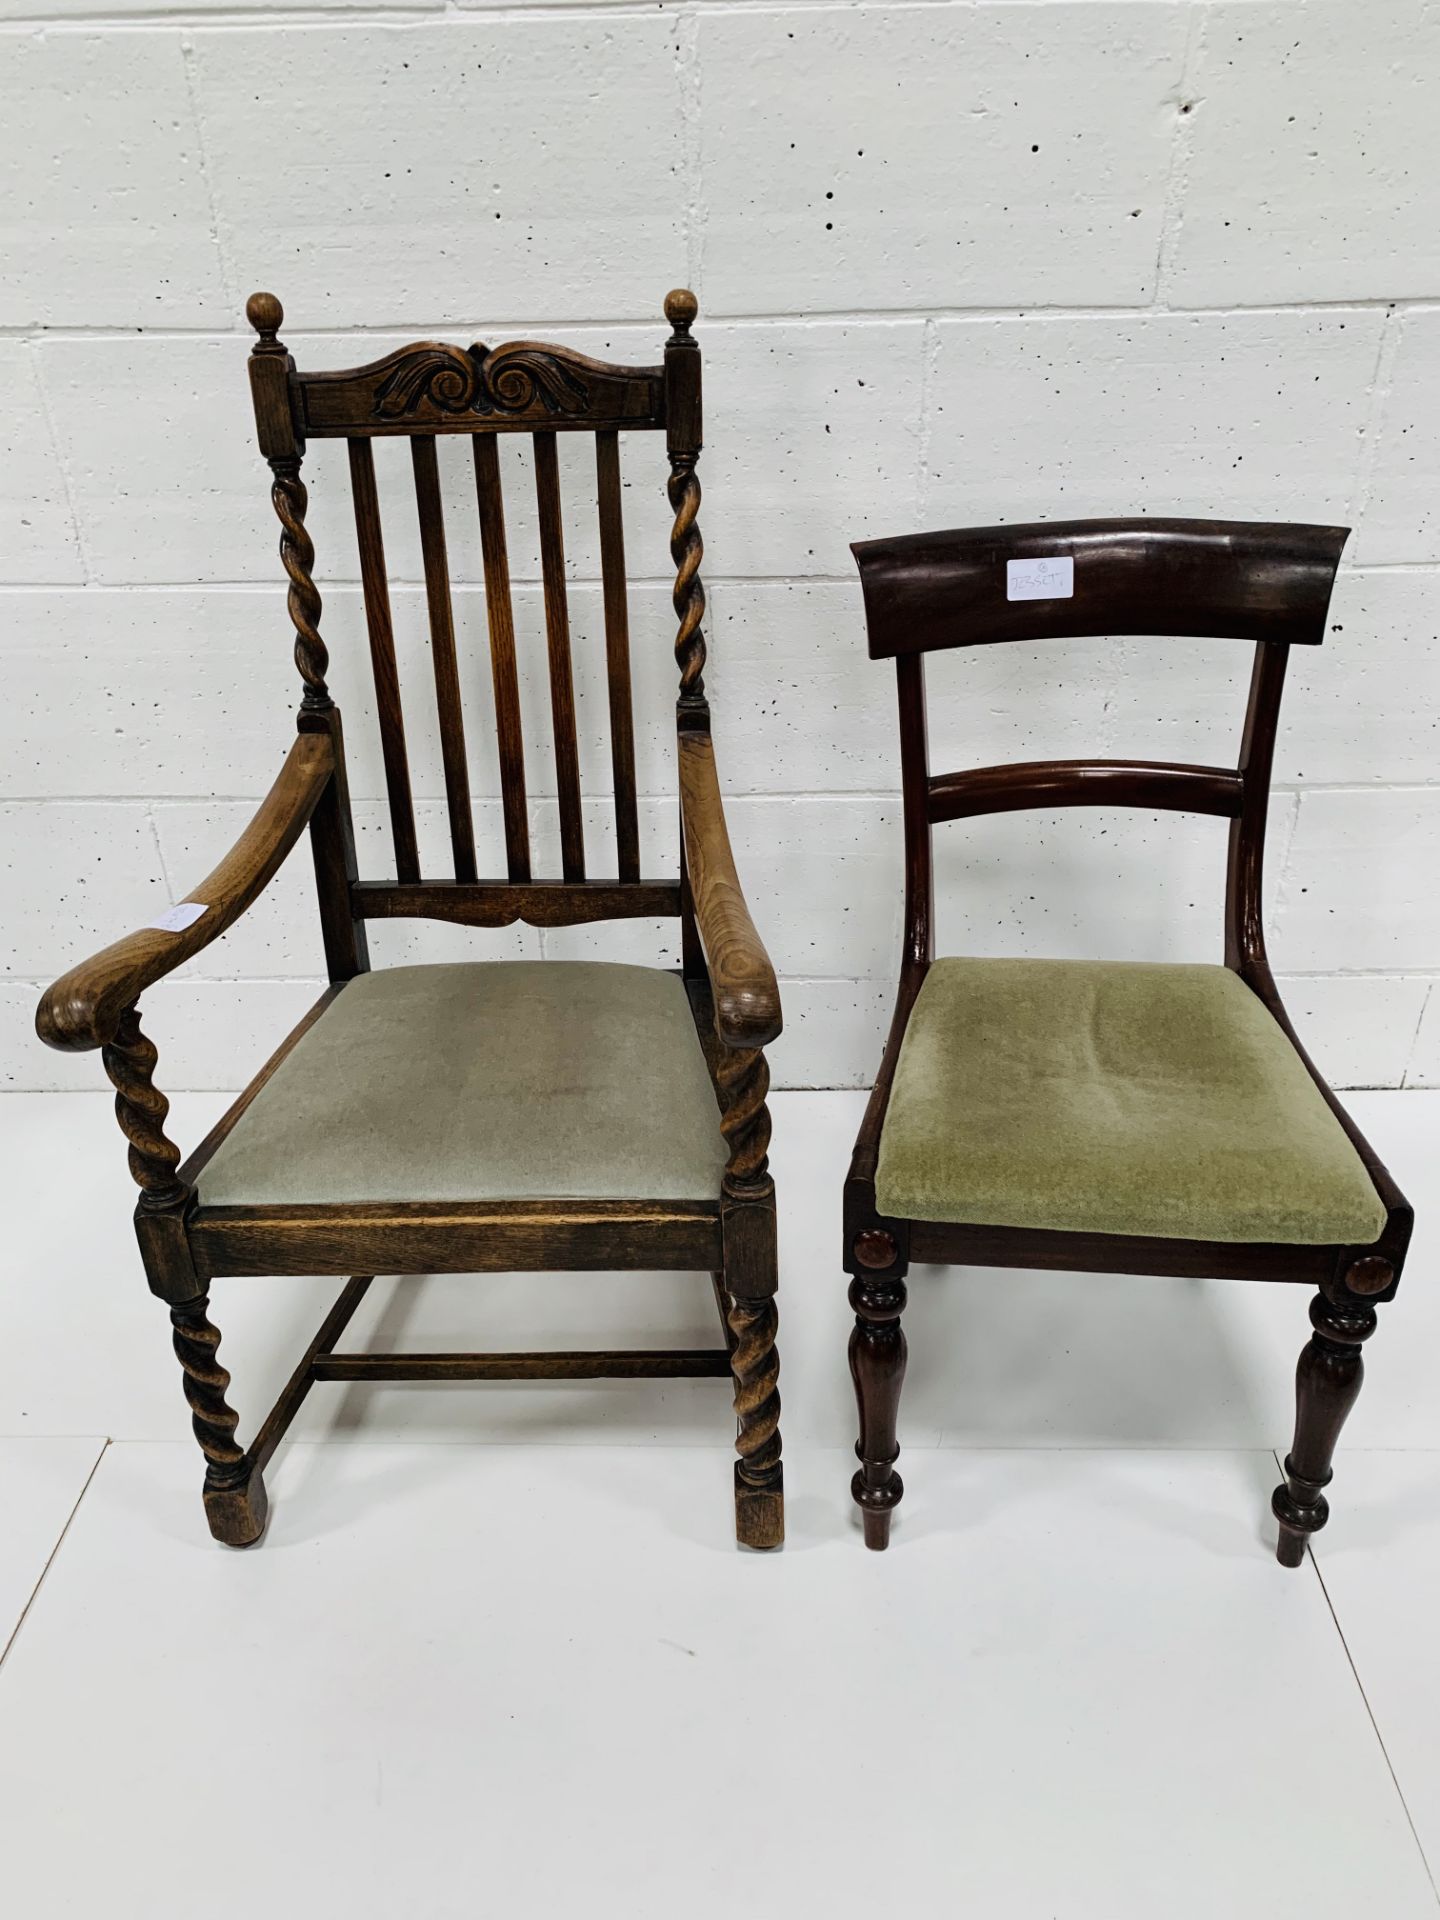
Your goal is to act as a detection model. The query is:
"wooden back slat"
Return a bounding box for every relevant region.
[595,430,640,883]
[410,435,477,882]
[471,436,531,882]
[346,438,420,883]
[532,431,585,882]
[248,294,709,914]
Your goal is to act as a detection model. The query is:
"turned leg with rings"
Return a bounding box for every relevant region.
[1271,1259,1390,1567]
[849,1228,908,1550]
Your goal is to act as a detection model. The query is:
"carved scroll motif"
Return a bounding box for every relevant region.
[373,343,592,422]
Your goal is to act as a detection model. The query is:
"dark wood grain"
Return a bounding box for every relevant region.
[36,286,782,1552]
[411,433,478,881]
[848,1271,907,1550]
[189,1199,723,1279]
[353,878,679,927]
[845,514,1407,1561]
[296,338,666,437]
[471,433,531,881]
[348,437,420,881]
[311,1349,729,1382]
[532,429,586,881]
[852,517,1351,656]
[929,758,1242,822]
[595,428,641,882]
[664,290,707,730]
[37,732,333,1052]
[1273,1273,1378,1565]
[170,1292,268,1546]
[679,732,781,1049]
[303,705,370,982]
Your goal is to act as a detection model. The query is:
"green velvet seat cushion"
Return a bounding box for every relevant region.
[196,961,728,1208]
[875,958,1386,1245]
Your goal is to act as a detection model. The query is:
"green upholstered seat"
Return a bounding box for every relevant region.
[196,962,728,1209]
[874,959,1387,1246]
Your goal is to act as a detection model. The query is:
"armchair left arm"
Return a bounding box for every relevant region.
[37,731,334,1053]
[678,732,782,1051]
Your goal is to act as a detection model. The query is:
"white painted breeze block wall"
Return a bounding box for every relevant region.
[3,0,1438,1092]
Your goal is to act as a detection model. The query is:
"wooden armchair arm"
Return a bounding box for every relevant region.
[37,732,334,1053]
[678,732,781,1051]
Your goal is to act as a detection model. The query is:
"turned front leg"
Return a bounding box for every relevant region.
[1272,1260,1389,1567]
[727,1292,783,1549]
[717,1042,784,1548]
[103,1005,268,1548]
[849,1230,908,1550]
[171,1297,269,1547]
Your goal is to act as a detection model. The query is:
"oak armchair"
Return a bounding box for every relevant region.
[843,518,1411,1562]
[38,288,784,1551]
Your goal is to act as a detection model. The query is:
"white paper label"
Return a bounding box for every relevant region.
[1007,555,1074,601]
[149,902,209,934]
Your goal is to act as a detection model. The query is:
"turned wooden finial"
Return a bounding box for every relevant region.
[246,290,285,349]
[664,287,698,339]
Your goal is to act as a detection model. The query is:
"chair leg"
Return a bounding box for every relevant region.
[1271,1286,1378,1567]
[849,1271,908,1549]
[725,1293,784,1549]
[170,1294,269,1548]
[710,1270,739,1355]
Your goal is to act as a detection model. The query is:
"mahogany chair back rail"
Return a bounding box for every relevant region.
[246,289,704,933]
[852,517,1350,985]
[844,514,1412,1561]
[851,516,1347,654]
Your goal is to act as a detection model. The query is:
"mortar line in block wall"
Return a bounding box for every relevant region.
[6,297,1440,345]
[0,572,861,592]
[7,782,1440,806]
[0,0,1342,25]
[4,561,1433,597]
[6,971,1440,998]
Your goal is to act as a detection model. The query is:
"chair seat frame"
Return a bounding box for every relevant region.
[842,518,1412,1562]
[38,290,784,1552]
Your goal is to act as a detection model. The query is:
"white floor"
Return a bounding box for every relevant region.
[0,1089,1436,1917]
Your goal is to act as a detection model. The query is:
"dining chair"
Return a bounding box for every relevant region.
[842,517,1411,1560]
[37,288,784,1550]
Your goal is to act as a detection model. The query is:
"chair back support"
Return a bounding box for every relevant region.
[850,517,1350,977]
[245,288,708,936]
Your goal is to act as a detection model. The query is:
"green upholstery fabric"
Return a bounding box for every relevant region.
[196,962,728,1208]
[875,959,1386,1245]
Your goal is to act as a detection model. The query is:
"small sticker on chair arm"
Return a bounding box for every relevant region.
[1007,556,1074,601]
[149,902,209,933]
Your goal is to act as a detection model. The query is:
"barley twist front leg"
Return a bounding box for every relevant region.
[103,1007,267,1546]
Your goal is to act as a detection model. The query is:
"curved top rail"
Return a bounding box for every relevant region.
[852,517,1349,658]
